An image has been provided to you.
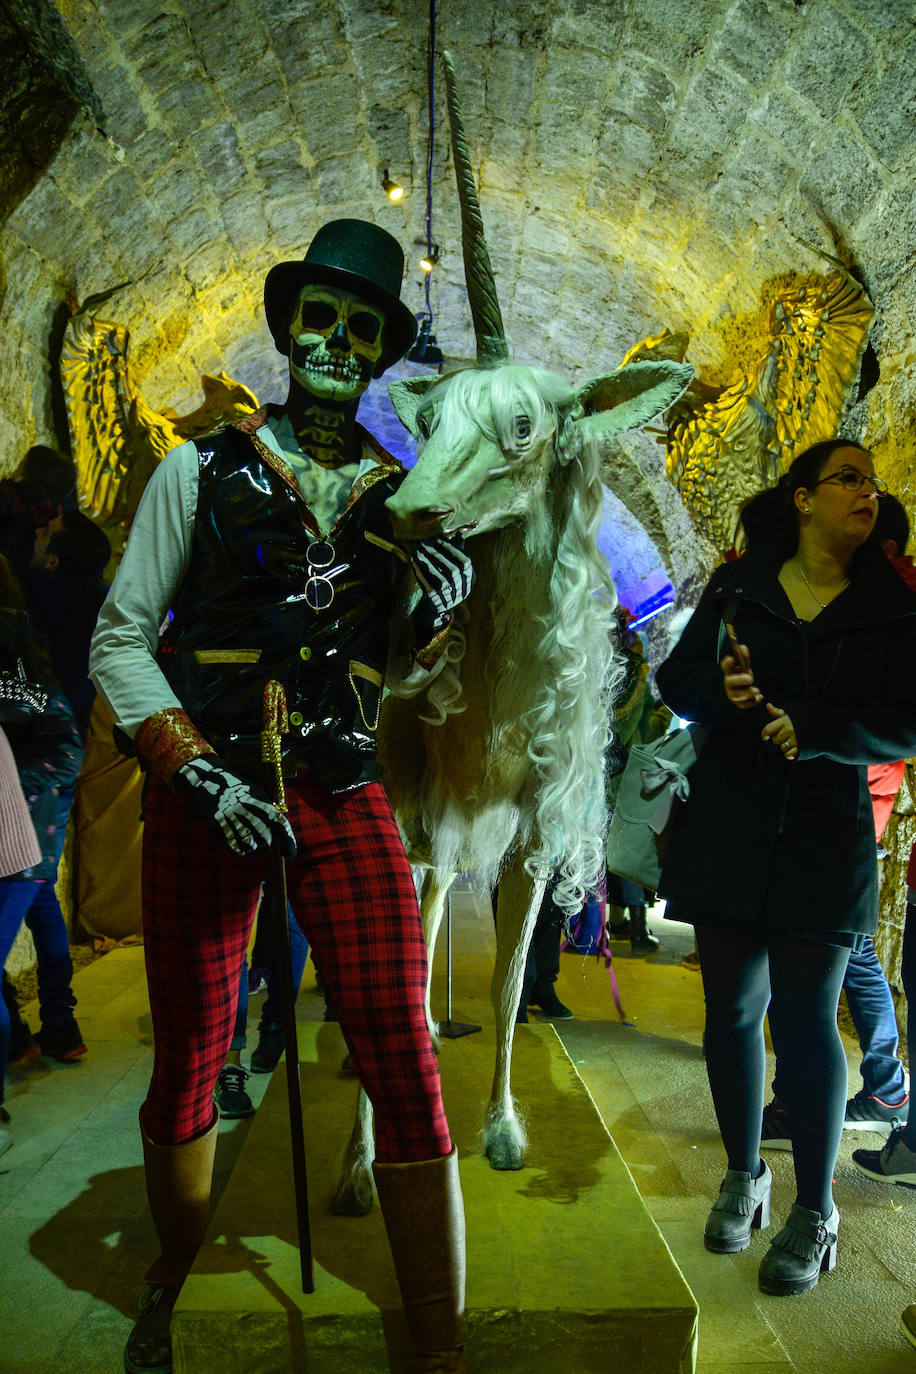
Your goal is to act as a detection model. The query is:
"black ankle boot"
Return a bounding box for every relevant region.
[629,906,659,953]
[528,984,574,1019]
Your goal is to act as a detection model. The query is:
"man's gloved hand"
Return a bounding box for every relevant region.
[410,535,474,633]
[176,755,297,858]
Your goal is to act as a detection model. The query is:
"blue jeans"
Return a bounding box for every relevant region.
[902,902,916,1141]
[230,903,309,1051]
[21,786,77,1031]
[0,881,42,1104]
[24,880,76,1029]
[843,936,906,1102]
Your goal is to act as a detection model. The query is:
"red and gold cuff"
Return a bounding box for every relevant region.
[134,708,214,784]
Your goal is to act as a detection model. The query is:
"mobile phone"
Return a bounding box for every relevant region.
[724,622,750,673]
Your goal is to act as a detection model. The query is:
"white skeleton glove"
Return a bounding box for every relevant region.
[176,755,297,858]
[410,535,474,633]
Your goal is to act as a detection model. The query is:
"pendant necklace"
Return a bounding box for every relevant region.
[795,560,848,610]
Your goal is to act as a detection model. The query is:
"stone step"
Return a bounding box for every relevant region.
[174,1019,698,1374]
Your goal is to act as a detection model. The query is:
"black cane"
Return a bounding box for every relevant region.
[262,682,315,1295]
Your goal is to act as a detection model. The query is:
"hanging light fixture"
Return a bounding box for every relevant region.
[406,0,444,367]
[382,169,405,202]
[407,314,444,365]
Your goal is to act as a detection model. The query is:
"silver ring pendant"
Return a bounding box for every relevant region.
[307,538,335,569]
[305,576,335,611]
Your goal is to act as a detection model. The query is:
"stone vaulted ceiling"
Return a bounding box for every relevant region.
[0,0,914,600]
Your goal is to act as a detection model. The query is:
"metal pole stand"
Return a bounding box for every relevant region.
[436,890,482,1039]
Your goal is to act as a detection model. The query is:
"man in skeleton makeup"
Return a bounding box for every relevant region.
[90,220,472,1374]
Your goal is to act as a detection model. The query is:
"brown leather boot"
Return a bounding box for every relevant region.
[373,1146,469,1373]
[124,1115,219,1374]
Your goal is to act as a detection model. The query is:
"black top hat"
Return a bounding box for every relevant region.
[264,219,417,375]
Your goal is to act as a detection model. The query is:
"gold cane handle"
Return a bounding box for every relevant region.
[261,680,289,811]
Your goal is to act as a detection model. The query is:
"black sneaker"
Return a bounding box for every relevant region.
[844,1088,908,1131]
[527,986,574,1019]
[250,1022,284,1074]
[213,1064,254,1118]
[760,1100,792,1151]
[852,1125,916,1186]
[38,1018,86,1063]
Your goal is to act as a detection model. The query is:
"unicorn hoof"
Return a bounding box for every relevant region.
[332,1175,375,1216]
[486,1137,525,1171]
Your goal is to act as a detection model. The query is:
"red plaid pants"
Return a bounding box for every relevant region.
[140,774,451,1163]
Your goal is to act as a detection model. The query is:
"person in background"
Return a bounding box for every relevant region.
[3,512,110,1063]
[656,440,916,1297]
[605,605,669,953]
[0,556,85,1066]
[0,724,42,1157]
[0,446,77,584]
[27,509,111,741]
[834,495,916,1352]
[213,901,309,1117]
[853,825,916,1348]
[515,877,575,1020]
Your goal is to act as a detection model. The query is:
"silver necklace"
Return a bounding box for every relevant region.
[795,560,847,610]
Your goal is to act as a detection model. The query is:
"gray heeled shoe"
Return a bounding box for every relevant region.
[704,1160,771,1253]
[758,1203,839,1295]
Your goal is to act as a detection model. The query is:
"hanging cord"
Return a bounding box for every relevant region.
[421,0,437,333]
[560,878,633,1026]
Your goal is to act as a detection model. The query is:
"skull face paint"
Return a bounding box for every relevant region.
[288,285,386,402]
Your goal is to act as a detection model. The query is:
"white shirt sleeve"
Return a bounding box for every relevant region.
[88,441,199,737]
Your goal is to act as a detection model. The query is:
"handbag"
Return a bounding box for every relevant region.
[605,598,738,889]
[605,722,708,888]
[0,657,49,723]
[0,610,48,724]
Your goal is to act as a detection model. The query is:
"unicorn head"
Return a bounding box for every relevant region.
[385,52,691,544]
[386,357,694,543]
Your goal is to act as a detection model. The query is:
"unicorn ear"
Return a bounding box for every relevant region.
[388,375,440,436]
[572,359,694,441]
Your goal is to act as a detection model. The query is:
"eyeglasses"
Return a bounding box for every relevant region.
[813,467,888,497]
[304,538,343,611]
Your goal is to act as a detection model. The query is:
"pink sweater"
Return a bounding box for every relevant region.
[0,725,41,879]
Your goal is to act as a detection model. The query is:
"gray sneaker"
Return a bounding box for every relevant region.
[852,1126,916,1187]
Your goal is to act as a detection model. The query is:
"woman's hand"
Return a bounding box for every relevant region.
[721,648,763,709]
[761,703,798,761]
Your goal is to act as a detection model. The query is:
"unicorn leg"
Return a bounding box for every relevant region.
[333,1085,376,1216]
[418,867,456,1037]
[484,861,545,1170]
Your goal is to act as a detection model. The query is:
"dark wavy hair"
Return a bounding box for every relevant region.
[737,438,873,557]
[47,509,111,577]
[873,491,909,555]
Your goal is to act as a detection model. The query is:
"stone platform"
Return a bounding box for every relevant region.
[174,1020,698,1374]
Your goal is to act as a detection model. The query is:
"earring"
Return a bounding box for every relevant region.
[803,506,811,513]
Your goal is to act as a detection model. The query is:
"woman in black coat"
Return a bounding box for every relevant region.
[656,438,916,1296]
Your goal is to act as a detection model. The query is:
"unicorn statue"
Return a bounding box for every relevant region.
[333,54,692,1208]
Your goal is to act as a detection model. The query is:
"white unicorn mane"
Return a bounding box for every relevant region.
[415,362,622,915]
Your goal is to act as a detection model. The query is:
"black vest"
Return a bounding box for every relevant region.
[162,422,408,792]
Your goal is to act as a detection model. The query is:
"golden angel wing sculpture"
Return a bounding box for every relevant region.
[60,311,258,536]
[647,269,874,553]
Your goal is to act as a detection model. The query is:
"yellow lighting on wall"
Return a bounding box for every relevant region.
[382,170,405,201]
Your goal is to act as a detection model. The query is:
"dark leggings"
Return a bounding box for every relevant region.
[696,924,851,1218]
